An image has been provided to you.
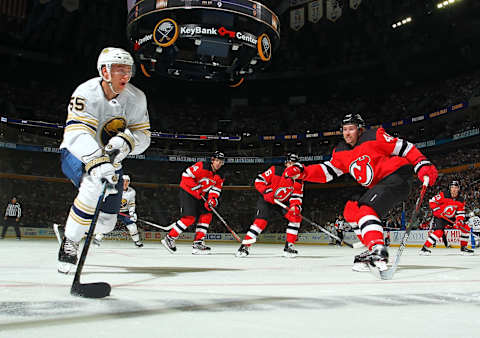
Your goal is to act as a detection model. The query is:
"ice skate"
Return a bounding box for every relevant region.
[352,250,370,272]
[134,240,144,248]
[283,242,298,258]
[235,244,249,257]
[161,235,176,253]
[192,240,211,255]
[57,237,79,274]
[366,244,389,272]
[461,246,474,256]
[419,246,431,256]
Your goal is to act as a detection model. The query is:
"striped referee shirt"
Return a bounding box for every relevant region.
[5,203,21,218]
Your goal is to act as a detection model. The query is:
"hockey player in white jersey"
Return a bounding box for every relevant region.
[57,47,151,273]
[467,211,480,247]
[94,175,143,247]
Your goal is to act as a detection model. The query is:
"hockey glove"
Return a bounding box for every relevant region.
[85,156,118,186]
[285,205,302,223]
[284,163,305,180]
[204,197,218,211]
[130,213,138,222]
[288,205,301,216]
[105,130,135,164]
[263,189,275,204]
[416,163,438,186]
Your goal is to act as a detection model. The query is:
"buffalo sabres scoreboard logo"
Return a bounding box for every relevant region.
[100,117,126,146]
[153,18,179,47]
[257,33,271,61]
[274,186,294,202]
[349,155,374,186]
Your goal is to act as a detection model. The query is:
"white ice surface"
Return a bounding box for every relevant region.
[1,238,479,338]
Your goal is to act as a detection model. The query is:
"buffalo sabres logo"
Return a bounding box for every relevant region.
[274,187,294,202]
[257,33,271,62]
[349,155,374,186]
[100,117,126,145]
[121,198,128,209]
[153,18,178,47]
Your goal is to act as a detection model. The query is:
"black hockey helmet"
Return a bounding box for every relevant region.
[285,153,300,164]
[212,151,225,161]
[341,113,365,129]
[450,180,460,189]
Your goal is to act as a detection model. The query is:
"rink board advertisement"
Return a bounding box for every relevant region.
[4,228,476,247]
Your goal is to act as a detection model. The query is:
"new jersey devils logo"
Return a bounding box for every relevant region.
[198,177,216,192]
[349,155,374,186]
[441,205,457,218]
[274,187,294,202]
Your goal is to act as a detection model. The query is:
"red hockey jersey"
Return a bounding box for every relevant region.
[429,190,465,222]
[179,160,224,200]
[303,128,427,188]
[255,165,303,207]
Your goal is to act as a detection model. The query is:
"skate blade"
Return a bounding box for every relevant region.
[57,262,74,274]
[282,252,297,258]
[192,250,211,255]
[235,252,248,258]
[352,263,370,272]
[161,239,176,254]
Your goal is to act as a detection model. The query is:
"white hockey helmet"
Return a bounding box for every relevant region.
[97,47,134,80]
[123,175,131,182]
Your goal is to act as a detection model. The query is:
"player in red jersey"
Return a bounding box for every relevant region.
[236,153,304,258]
[284,114,438,272]
[161,151,225,254]
[420,180,473,255]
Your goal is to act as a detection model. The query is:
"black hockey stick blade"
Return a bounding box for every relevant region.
[71,281,111,298]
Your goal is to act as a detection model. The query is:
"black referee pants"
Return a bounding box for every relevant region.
[1,217,21,239]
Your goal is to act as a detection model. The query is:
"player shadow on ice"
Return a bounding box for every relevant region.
[86,265,240,277]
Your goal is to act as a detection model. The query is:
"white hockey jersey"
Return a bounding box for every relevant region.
[60,77,151,164]
[120,187,136,214]
[468,216,480,232]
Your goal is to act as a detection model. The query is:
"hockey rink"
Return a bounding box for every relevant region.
[1,238,480,338]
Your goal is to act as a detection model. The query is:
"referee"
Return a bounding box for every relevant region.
[1,197,22,240]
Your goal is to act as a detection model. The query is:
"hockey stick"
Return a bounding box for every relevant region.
[118,212,173,231]
[378,176,430,280]
[71,181,111,298]
[53,223,63,245]
[274,200,363,249]
[202,196,242,242]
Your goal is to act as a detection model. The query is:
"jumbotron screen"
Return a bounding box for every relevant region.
[126,0,280,83]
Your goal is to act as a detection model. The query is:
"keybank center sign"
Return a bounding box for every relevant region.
[180,25,257,45]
